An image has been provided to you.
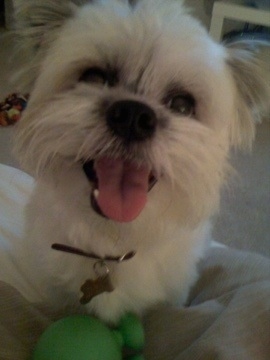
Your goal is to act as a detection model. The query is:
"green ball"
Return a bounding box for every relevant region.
[119,313,145,351]
[31,315,122,360]
[127,355,145,360]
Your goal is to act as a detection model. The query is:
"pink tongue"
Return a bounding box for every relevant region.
[95,157,150,222]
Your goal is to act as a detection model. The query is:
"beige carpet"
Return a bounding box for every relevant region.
[0,31,269,256]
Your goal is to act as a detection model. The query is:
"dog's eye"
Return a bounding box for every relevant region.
[167,94,195,117]
[79,68,108,85]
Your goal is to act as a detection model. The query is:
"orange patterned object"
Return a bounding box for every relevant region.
[0,93,29,126]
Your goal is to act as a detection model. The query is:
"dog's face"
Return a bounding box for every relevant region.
[14,0,268,228]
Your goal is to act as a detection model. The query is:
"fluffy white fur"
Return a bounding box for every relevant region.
[13,0,268,323]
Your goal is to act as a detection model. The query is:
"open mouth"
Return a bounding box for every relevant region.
[83,157,157,222]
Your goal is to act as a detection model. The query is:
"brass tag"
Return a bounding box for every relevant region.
[80,274,114,304]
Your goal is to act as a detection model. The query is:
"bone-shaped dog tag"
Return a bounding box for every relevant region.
[80,260,114,304]
[80,275,114,304]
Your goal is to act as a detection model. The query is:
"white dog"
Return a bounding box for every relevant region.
[12,0,268,323]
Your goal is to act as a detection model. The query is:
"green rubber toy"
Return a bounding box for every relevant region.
[31,313,145,360]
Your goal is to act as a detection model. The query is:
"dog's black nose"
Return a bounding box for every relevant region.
[106,100,157,141]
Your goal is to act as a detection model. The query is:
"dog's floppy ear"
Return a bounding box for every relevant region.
[226,41,269,150]
[13,0,85,51]
[13,0,91,91]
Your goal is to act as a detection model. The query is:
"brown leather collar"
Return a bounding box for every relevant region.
[51,243,136,262]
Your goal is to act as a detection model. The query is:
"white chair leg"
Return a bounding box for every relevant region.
[209,14,224,42]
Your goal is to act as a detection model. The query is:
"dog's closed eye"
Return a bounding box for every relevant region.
[79,67,118,87]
